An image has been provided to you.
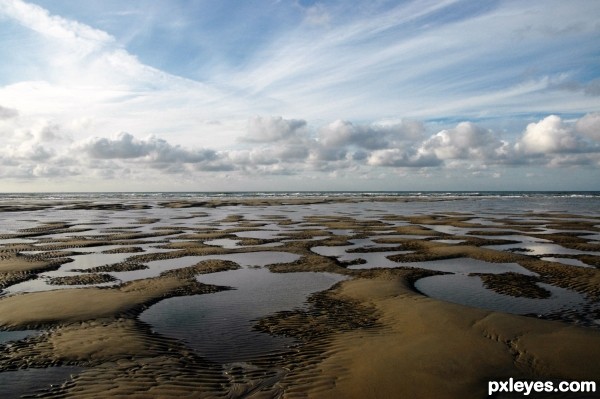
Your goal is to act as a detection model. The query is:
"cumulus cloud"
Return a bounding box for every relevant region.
[78,132,217,164]
[318,119,424,150]
[2,111,600,187]
[242,116,307,143]
[516,115,583,154]
[419,122,511,161]
[0,143,78,179]
[0,118,66,174]
[367,148,441,168]
[227,144,309,166]
[32,122,62,142]
[575,112,600,141]
[12,142,54,161]
[80,132,148,159]
[308,146,348,163]
[0,105,18,119]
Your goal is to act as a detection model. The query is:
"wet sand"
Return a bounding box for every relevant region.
[0,196,599,398]
[280,271,600,398]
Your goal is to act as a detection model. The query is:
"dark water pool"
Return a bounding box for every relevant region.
[139,267,345,364]
[0,366,82,399]
[414,274,587,315]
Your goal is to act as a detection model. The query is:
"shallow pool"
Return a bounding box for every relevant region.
[139,267,345,364]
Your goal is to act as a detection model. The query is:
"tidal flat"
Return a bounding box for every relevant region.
[0,193,599,398]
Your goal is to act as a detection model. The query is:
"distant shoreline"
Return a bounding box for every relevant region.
[1,190,599,199]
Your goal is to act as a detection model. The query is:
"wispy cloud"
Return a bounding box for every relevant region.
[0,0,599,190]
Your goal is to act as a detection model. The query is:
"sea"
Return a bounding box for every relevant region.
[1,191,599,215]
[1,190,599,200]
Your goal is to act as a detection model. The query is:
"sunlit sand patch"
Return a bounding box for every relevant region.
[175,230,235,240]
[287,272,600,398]
[100,246,145,254]
[47,273,118,286]
[311,238,411,269]
[386,241,527,263]
[277,228,334,240]
[0,253,73,291]
[205,237,283,248]
[517,258,600,301]
[0,317,232,397]
[0,274,230,329]
[73,261,149,273]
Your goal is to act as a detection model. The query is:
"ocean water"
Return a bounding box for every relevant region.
[2,190,599,215]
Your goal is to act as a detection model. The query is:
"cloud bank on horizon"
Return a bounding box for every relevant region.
[0,0,599,191]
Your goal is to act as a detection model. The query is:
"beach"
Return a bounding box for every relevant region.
[0,193,599,398]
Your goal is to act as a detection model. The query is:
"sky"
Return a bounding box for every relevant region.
[0,0,599,192]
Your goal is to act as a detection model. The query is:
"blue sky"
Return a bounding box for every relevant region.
[0,0,599,191]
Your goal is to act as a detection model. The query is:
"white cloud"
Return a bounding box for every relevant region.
[29,120,64,142]
[242,116,307,143]
[517,115,581,154]
[227,144,309,167]
[575,112,600,141]
[0,105,18,119]
[0,111,599,190]
[80,132,152,159]
[0,0,598,189]
[546,153,600,168]
[308,145,348,162]
[224,0,600,121]
[367,148,441,168]
[0,0,112,49]
[419,122,510,161]
[77,132,217,165]
[12,142,54,161]
[1,0,599,162]
[304,4,330,27]
[318,119,424,150]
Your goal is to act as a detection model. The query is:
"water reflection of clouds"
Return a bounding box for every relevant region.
[486,242,598,256]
